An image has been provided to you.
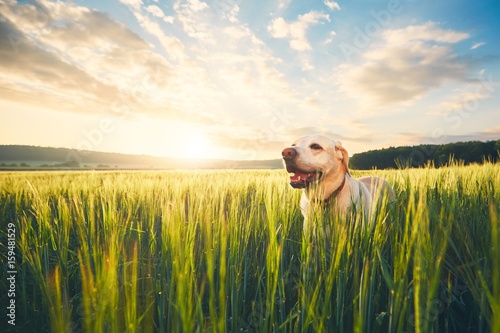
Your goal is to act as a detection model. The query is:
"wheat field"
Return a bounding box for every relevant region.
[0,164,499,332]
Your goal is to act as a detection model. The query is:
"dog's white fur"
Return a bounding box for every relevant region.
[282,135,395,230]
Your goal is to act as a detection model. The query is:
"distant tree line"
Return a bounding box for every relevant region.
[350,140,500,170]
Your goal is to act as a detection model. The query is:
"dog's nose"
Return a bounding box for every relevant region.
[282,147,297,160]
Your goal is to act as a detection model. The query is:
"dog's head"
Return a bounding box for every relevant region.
[281,134,350,189]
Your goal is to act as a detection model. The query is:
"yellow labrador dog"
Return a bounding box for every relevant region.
[282,134,395,229]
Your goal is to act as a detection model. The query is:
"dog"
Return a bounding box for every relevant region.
[281,134,395,230]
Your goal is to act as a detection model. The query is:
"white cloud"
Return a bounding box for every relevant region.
[324,1,341,11]
[119,1,186,59]
[173,0,209,13]
[0,0,176,115]
[163,16,175,24]
[338,22,472,107]
[382,22,469,44]
[430,86,491,117]
[268,17,289,38]
[418,126,500,144]
[144,4,174,23]
[301,59,314,71]
[278,0,292,10]
[223,26,250,40]
[324,30,336,44]
[119,0,143,11]
[226,4,240,23]
[471,42,486,50]
[174,0,214,44]
[481,126,500,138]
[145,5,165,18]
[268,11,330,51]
[132,11,186,61]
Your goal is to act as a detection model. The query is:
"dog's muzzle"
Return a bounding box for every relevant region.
[281,147,322,188]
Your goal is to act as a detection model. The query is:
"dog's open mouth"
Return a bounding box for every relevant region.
[286,166,322,188]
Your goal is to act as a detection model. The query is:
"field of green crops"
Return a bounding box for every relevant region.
[1,164,499,332]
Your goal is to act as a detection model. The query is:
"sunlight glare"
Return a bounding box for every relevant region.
[180,132,213,160]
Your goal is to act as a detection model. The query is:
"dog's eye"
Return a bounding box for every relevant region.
[310,143,322,150]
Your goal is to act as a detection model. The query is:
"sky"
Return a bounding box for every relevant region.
[0,0,499,161]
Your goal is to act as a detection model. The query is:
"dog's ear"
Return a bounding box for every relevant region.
[335,142,350,175]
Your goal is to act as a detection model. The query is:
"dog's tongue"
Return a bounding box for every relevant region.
[290,172,310,182]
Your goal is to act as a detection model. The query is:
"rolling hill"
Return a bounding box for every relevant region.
[0,145,283,170]
[1,139,499,170]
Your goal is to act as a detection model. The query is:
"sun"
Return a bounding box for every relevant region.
[180,133,213,160]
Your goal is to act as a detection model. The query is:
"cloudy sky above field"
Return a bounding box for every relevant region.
[1,0,499,160]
